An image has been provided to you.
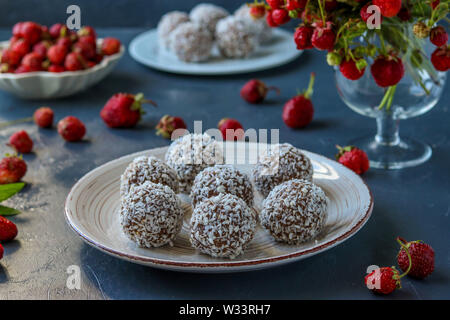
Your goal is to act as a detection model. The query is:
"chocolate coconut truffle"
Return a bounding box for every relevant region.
[252,143,313,198]
[190,164,254,207]
[121,181,184,248]
[261,179,328,244]
[165,133,224,193]
[120,155,179,197]
[157,11,190,49]
[234,4,273,44]
[215,16,258,59]
[169,22,213,62]
[190,193,257,259]
[189,3,229,35]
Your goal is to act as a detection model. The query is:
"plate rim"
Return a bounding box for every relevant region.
[128,28,303,76]
[65,145,374,271]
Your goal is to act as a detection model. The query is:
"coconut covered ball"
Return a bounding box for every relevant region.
[120,155,179,197]
[215,16,258,59]
[121,181,184,248]
[190,193,257,259]
[234,4,273,44]
[252,143,313,198]
[261,179,328,244]
[189,3,229,35]
[157,11,190,49]
[190,164,254,208]
[169,22,213,62]
[165,133,224,193]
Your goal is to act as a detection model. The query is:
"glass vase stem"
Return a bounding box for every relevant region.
[375,111,400,146]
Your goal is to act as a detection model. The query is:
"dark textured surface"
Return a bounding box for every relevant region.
[0,13,449,299]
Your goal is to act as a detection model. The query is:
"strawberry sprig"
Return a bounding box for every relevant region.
[0,182,25,216]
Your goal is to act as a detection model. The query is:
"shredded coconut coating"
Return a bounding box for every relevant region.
[252,143,313,198]
[120,156,180,197]
[261,179,328,244]
[157,11,190,49]
[190,193,257,259]
[190,164,254,208]
[165,133,224,193]
[169,22,213,62]
[234,4,273,44]
[215,16,258,59]
[121,181,184,248]
[189,3,229,35]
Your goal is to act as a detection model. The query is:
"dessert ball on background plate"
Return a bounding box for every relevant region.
[190,164,254,207]
[121,181,184,248]
[165,133,224,193]
[120,155,179,196]
[157,11,190,50]
[169,22,214,62]
[189,3,229,35]
[261,179,328,244]
[190,193,257,259]
[215,16,258,59]
[234,4,273,44]
[253,143,313,198]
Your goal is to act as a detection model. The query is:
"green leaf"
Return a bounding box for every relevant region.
[0,182,25,202]
[0,205,21,216]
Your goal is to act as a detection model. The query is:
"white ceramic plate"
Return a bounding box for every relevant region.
[65,143,373,273]
[0,39,124,99]
[128,29,302,75]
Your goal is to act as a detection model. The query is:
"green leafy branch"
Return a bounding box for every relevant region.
[0,182,25,216]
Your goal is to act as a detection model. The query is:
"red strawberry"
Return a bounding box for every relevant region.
[431,46,450,71]
[371,54,405,87]
[20,21,42,45]
[365,267,401,295]
[21,52,43,72]
[100,93,157,128]
[282,73,315,128]
[12,22,24,37]
[240,79,279,104]
[372,0,402,17]
[78,35,97,47]
[1,48,21,67]
[397,6,411,21]
[47,44,68,65]
[286,0,306,10]
[266,10,279,27]
[336,145,369,174]
[360,2,384,23]
[101,37,121,55]
[0,243,3,259]
[431,0,440,10]
[64,52,85,71]
[56,37,72,49]
[78,26,97,39]
[156,115,187,139]
[57,116,86,142]
[8,130,33,153]
[49,23,68,39]
[32,40,51,59]
[218,118,244,141]
[0,216,18,242]
[249,4,266,19]
[48,64,66,73]
[0,156,27,184]
[294,26,314,50]
[397,237,434,279]
[325,0,338,11]
[430,26,448,47]
[11,38,31,58]
[14,65,30,74]
[311,24,336,51]
[34,106,54,128]
[271,9,291,25]
[340,58,366,80]
[267,0,284,9]
[73,41,96,60]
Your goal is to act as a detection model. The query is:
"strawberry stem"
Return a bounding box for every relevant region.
[304,72,316,100]
[317,0,326,26]
[396,236,412,279]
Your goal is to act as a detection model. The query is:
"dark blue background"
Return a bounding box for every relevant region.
[0,0,448,300]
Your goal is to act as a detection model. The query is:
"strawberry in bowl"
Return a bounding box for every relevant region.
[0,21,124,99]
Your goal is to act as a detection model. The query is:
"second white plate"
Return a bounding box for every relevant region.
[129,28,303,75]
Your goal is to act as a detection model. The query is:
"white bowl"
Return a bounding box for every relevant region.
[0,39,124,99]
